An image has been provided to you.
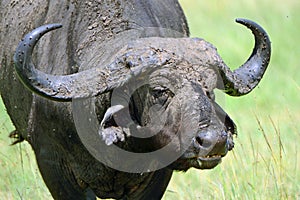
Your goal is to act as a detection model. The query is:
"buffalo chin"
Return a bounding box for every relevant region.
[195,156,222,169]
[169,156,222,171]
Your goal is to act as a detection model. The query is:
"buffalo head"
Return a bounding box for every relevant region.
[13,18,270,172]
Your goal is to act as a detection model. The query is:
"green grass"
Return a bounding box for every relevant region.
[0,0,299,199]
[0,101,52,199]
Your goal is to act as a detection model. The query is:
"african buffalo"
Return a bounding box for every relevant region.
[0,0,271,199]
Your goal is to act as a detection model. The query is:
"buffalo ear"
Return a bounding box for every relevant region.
[212,102,237,135]
[100,105,125,128]
[99,105,132,145]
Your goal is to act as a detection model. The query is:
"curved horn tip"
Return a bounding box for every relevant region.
[235,18,269,37]
[235,18,257,26]
[13,24,64,101]
[14,23,63,68]
[25,23,63,43]
[219,18,271,96]
[14,23,63,62]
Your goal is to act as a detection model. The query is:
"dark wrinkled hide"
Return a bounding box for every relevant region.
[0,0,270,199]
[0,1,188,199]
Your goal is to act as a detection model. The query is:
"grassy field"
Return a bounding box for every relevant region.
[0,0,299,199]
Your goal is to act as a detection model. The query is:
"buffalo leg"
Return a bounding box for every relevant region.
[133,169,173,200]
[35,144,96,200]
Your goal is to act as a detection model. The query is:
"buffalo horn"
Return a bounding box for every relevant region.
[217,18,271,96]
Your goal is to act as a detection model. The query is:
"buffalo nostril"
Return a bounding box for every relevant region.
[196,136,203,146]
[195,135,212,148]
[195,131,229,154]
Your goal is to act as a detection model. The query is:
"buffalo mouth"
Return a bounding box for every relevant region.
[171,128,234,171]
[169,153,225,171]
[196,155,223,169]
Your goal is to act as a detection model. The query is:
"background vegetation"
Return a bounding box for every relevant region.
[0,0,299,199]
